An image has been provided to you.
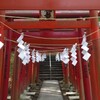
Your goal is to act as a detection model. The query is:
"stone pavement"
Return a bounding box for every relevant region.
[37,80,63,100]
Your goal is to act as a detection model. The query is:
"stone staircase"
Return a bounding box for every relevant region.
[39,55,63,81]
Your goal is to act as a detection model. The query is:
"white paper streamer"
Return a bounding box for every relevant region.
[17,33,24,43]
[60,48,69,64]
[36,51,42,62]
[0,41,4,49]
[32,49,36,63]
[70,43,78,66]
[0,33,4,49]
[41,53,47,61]
[81,34,91,61]
[56,52,60,61]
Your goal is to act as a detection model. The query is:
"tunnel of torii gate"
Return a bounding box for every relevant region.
[0,0,100,100]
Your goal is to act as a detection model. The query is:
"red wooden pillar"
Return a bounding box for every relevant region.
[74,60,80,91]
[24,65,27,89]
[27,61,32,85]
[35,63,40,83]
[22,64,26,92]
[2,30,12,100]
[72,66,77,88]
[25,63,30,87]
[62,62,68,82]
[62,62,65,81]
[75,48,85,100]
[30,61,33,84]
[28,62,31,85]
[36,63,40,82]
[89,10,100,100]
[11,49,21,100]
[0,11,5,99]
[78,28,92,100]
[19,62,24,94]
[89,44,100,100]
[72,67,76,88]
[31,63,34,83]
[31,63,35,84]
[23,64,27,90]
[33,62,37,83]
[81,57,92,100]
[69,61,74,84]
[35,62,38,83]
[65,64,69,84]
[73,65,78,90]
[86,27,100,100]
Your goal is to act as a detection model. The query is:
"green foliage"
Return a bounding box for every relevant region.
[10,52,15,77]
[98,18,100,21]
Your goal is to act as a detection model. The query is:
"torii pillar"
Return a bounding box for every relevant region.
[89,10,100,99]
[78,27,92,100]
[0,11,5,100]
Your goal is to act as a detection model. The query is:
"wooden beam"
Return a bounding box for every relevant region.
[0,0,100,10]
[5,20,90,29]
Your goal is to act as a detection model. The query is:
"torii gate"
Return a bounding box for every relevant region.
[0,0,100,100]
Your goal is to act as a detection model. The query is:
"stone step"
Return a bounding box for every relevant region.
[39,69,62,71]
[39,72,62,76]
[20,94,31,100]
[63,92,78,96]
[40,70,62,72]
[40,63,62,66]
[68,95,80,100]
[39,72,63,75]
[37,80,63,100]
[39,75,63,77]
[39,76,63,79]
[40,67,62,69]
[39,56,62,80]
[7,96,11,100]
[40,68,62,70]
[39,71,63,74]
[40,79,63,81]
[24,90,36,96]
[39,71,62,74]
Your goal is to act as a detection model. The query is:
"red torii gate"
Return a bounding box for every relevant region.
[0,0,99,10]
[0,1,100,100]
